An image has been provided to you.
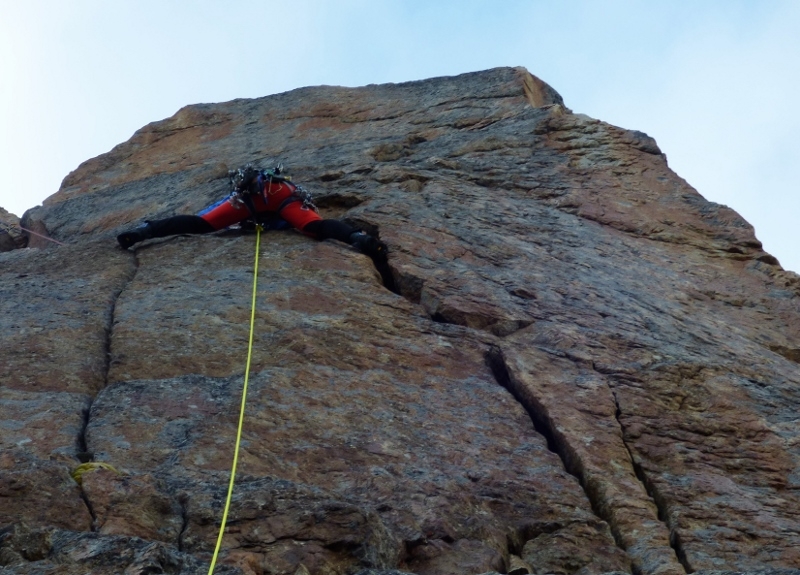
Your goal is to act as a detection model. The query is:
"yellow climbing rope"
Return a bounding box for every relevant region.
[208,226,262,575]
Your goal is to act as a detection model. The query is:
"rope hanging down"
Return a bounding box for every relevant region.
[208,225,262,575]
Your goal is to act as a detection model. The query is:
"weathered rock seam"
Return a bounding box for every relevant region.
[483,346,635,569]
[102,250,140,389]
[75,248,140,530]
[486,345,694,575]
[610,388,691,573]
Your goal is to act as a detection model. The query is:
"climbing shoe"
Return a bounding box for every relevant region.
[117,221,156,249]
[349,231,388,263]
[117,230,145,249]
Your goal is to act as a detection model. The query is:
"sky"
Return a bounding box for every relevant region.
[1,1,798,271]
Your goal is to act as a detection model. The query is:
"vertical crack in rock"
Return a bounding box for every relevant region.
[76,397,98,531]
[80,248,139,458]
[78,484,98,532]
[103,250,140,388]
[486,346,559,452]
[487,343,688,574]
[376,258,398,295]
[177,493,190,552]
[73,249,140,533]
[486,346,612,515]
[486,346,635,573]
[76,398,94,463]
[345,218,398,295]
[611,390,693,573]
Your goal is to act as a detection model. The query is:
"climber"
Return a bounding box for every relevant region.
[116,165,387,263]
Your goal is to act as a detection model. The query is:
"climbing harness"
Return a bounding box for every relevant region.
[227,163,318,224]
[207,224,262,575]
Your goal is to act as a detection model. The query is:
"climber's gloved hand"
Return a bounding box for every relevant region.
[349,231,388,263]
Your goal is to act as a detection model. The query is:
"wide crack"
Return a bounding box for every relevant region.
[487,341,692,574]
[486,346,559,453]
[610,389,693,573]
[340,217,398,295]
[76,398,94,464]
[486,345,635,573]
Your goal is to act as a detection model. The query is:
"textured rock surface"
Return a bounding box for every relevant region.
[0,208,25,251]
[2,67,800,575]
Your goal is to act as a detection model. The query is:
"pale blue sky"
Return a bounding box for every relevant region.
[1,1,798,271]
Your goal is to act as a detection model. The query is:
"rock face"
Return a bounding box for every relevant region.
[0,208,26,251]
[2,67,800,575]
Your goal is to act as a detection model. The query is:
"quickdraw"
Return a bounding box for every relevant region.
[227,164,318,224]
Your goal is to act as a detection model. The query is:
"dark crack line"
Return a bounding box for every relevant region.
[486,349,611,503]
[73,248,141,530]
[103,249,140,388]
[610,389,693,574]
[79,247,139,460]
[76,397,94,463]
[79,486,98,532]
[375,258,398,295]
[339,218,398,295]
[486,343,581,473]
[485,345,635,575]
[177,494,190,552]
[74,387,98,529]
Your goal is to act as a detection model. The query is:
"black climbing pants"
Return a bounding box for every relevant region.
[143,215,357,243]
